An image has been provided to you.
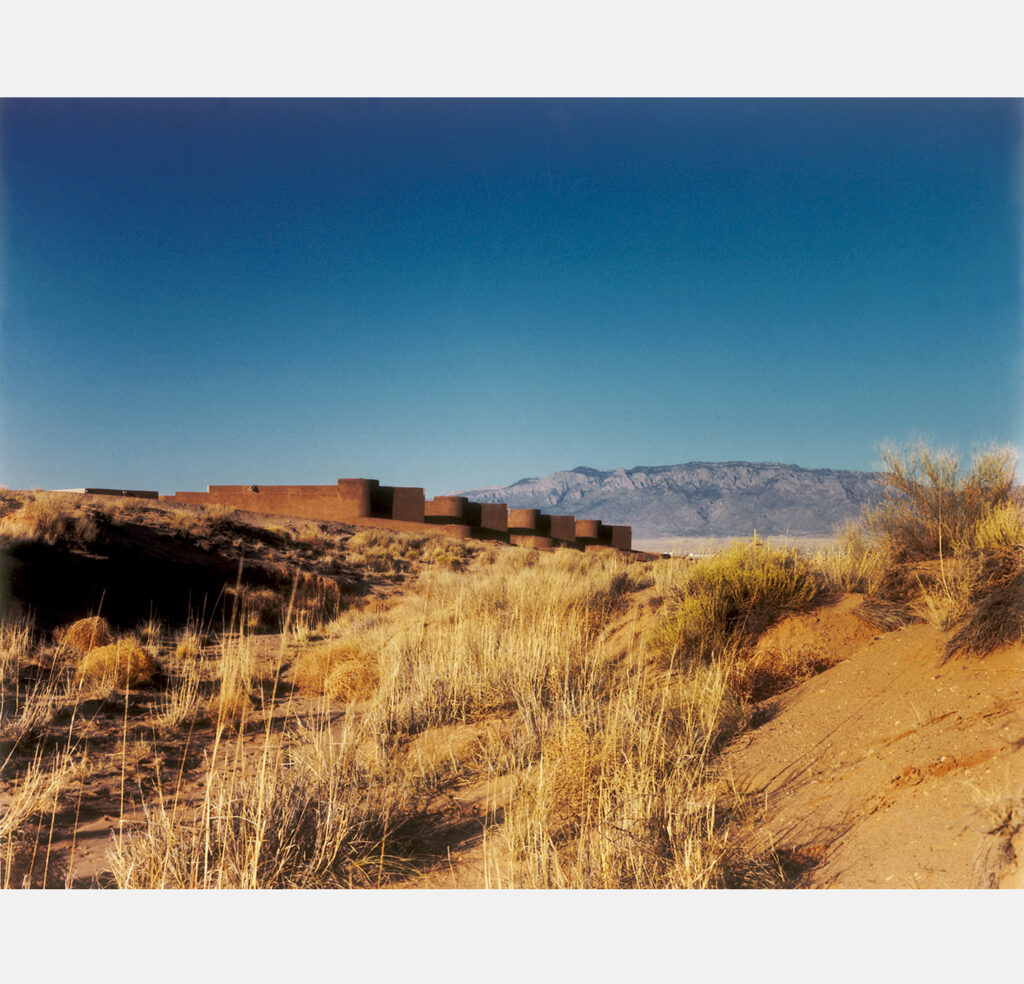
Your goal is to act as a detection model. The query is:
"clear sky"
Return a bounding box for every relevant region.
[1,98,1021,496]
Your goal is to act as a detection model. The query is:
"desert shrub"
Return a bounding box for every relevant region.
[865,443,1020,561]
[0,492,98,546]
[944,546,1024,658]
[57,616,112,653]
[76,636,161,688]
[292,641,379,701]
[649,538,819,664]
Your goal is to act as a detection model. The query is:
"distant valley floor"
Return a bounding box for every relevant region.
[635,534,837,556]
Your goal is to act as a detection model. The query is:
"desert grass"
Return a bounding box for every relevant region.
[0,491,99,546]
[811,524,885,595]
[493,653,739,888]
[156,643,206,729]
[1,618,77,749]
[649,537,819,666]
[1,745,82,889]
[57,616,112,654]
[908,559,975,630]
[728,644,837,703]
[0,519,858,888]
[209,633,265,729]
[0,614,36,688]
[75,637,161,690]
[108,717,416,888]
[364,548,639,737]
[344,527,487,576]
[174,627,205,661]
[291,640,379,702]
[973,502,1024,550]
[104,544,750,889]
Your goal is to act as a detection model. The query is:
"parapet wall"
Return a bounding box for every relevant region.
[159,476,633,555]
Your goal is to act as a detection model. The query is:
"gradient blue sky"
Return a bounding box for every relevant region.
[1,98,1021,496]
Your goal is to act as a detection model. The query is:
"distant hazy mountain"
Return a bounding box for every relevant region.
[454,462,880,541]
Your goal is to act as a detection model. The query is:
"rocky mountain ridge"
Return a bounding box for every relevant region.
[454,461,880,540]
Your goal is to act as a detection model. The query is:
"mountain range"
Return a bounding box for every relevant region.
[454,462,880,542]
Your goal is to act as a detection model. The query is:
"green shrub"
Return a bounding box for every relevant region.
[649,538,818,664]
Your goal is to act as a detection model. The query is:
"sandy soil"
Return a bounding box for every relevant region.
[721,596,1024,888]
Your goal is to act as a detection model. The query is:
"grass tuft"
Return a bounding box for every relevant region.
[57,616,112,654]
[76,636,161,689]
[649,538,819,665]
[292,641,379,702]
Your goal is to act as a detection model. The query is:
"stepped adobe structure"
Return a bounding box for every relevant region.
[67,479,655,558]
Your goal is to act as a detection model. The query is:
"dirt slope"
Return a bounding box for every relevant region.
[722,596,1024,888]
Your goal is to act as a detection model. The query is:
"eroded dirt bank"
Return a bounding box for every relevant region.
[721,596,1024,888]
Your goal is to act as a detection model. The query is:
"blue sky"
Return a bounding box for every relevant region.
[1,98,1021,496]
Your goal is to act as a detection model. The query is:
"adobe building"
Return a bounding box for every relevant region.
[69,477,638,557]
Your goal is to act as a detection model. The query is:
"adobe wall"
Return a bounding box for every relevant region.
[574,519,602,545]
[547,515,576,544]
[69,488,160,499]
[159,477,632,558]
[606,525,632,552]
[463,502,508,534]
[371,484,425,523]
[166,478,425,526]
[508,508,541,533]
[425,496,468,523]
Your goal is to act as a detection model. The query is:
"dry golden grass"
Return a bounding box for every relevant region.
[0,513,853,888]
[58,616,112,653]
[973,502,1024,549]
[292,641,379,702]
[0,615,35,688]
[649,537,819,666]
[494,652,738,888]
[156,642,206,729]
[174,629,204,660]
[1,747,82,889]
[75,637,161,689]
[812,524,885,595]
[0,492,99,546]
[99,543,745,890]
[208,635,263,728]
[108,716,415,889]
[729,644,837,703]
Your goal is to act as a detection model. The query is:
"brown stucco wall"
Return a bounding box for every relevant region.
[157,477,631,557]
